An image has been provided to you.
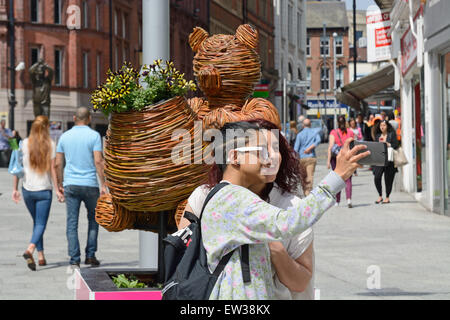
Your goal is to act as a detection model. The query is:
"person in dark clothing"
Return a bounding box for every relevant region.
[373,120,399,204]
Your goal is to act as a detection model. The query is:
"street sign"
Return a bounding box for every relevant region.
[286,80,311,88]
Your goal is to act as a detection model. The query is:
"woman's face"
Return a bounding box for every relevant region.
[235,129,282,186]
[380,122,388,133]
[350,120,356,128]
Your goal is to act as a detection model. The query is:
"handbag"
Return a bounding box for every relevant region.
[8,140,24,178]
[393,147,408,168]
[331,130,344,157]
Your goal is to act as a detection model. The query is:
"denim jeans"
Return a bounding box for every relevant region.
[64,185,100,264]
[22,188,52,252]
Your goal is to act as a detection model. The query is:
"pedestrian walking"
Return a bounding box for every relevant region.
[0,119,13,167]
[349,118,363,141]
[373,120,399,204]
[294,118,321,196]
[356,114,366,141]
[11,116,63,271]
[54,107,106,268]
[288,121,298,147]
[297,115,306,133]
[327,115,355,208]
[177,120,367,299]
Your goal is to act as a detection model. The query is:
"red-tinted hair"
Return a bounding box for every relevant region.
[207,119,306,199]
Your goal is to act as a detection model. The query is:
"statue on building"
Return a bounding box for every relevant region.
[29,59,53,118]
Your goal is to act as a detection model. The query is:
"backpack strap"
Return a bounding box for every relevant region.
[199,182,229,220]
[240,244,251,283]
[199,182,251,283]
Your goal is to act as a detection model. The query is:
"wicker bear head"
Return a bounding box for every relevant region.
[189,24,261,108]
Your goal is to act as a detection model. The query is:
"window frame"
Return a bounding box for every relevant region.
[306,36,311,56]
[30,0,40,23]
[320,66,330,91]
[54,0,62,24]
[54,48,63,86]
[335,35,343,57]
[320,36,330,57]
[82,1,89,29]
[82,51,89,89]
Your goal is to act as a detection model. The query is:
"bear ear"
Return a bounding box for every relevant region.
[189,27,209,53]
[235,24,259,50]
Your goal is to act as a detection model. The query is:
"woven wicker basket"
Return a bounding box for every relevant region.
[95,194,177,233]
[103,96,209,212]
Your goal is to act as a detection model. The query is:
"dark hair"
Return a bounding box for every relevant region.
[338,115,347,133]
[214,121,261,173]
[374,119,394,135]
[208,119,306,199]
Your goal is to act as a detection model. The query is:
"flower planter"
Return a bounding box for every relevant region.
[74,268,162,300]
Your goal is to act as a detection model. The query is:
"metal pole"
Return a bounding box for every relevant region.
[283,78,287,135]
[322,23,327,121]
[353,0,357,82]
[140,0,170,270]
[333,33,337,130]
[109,0,113,70]
[8,0,16,130]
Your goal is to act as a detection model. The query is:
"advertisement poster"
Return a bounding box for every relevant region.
[366,5,392,63]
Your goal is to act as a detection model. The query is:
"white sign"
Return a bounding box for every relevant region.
[366,5,392,63]
[401,7,423,76]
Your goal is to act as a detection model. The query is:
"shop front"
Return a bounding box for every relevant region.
[423,0,450,216]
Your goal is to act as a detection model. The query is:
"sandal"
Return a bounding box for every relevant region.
[375,198,383,204]
[382,200,391,204]
[23,251,36,271]
[38,259,47,266]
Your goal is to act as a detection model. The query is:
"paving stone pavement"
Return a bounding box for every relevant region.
[0,144,449,299]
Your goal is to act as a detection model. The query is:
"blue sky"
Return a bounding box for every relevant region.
[344,0,378,10]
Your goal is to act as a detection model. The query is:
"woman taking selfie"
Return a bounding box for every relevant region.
[179,119,369,299]
[373,120,399,204]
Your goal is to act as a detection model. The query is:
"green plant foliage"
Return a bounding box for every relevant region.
[91,60,196,116]
[111,274,147,289]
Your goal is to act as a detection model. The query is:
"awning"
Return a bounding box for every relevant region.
[374,0,395,10]
[336,64,395,111]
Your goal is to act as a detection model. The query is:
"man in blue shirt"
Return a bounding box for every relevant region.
[294,118,321,195]
[0,119,13,167]
[54,107,106,268]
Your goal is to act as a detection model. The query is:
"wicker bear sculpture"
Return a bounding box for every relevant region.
[187,24,281,130]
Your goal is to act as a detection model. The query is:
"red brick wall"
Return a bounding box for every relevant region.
[306,28,350,98]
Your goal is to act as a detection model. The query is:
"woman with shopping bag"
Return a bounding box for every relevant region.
[373,120,399,204]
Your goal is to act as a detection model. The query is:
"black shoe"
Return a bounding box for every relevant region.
[69,262,80,270]
[85,257,100,267]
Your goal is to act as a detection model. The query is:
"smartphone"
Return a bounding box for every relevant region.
[349,141,388,166]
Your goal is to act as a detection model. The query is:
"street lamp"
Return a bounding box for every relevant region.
[333,32,338,130]
[8,0,16,130]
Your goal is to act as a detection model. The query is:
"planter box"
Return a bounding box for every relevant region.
[74,268,162,300]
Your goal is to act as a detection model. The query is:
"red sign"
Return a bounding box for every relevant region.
[375,26,392,48]
[254,84,269,91]
[401,6,423,76]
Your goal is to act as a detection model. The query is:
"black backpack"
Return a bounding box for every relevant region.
[161,182,250,300]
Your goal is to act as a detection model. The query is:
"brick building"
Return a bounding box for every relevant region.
[209,0,277,103]
[0,0,207,137]
[305,0,350,126]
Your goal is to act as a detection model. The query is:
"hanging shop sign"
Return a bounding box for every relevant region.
[401,6,423,76]
[367,5,392,63]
